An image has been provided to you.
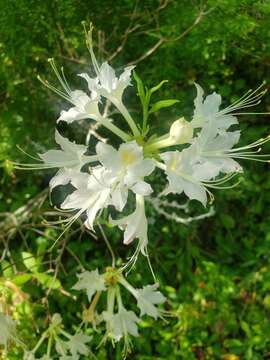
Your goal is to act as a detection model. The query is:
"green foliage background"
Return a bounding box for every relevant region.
[1,0,270,359]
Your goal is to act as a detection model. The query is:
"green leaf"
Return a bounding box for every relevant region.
[34,273,61,290]
[12,273,32,286]
[22,252,38,272]
[1,260,14,278]
[149,99,179,114]
[133,71,145,102]
[149,80,168,95]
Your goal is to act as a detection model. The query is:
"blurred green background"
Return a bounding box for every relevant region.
[1,0,270,359]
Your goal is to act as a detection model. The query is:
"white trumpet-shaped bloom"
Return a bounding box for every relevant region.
[110,195,148,254]
[72,269,106,301]
[136,284,166,319]
[192,123,243,174]
[39,130,92,171]
[96,140,155,201]
[79,62,135,103]
[103,302,139,343]
[38,130,96,190]
[191,83,238,130]
[160,148,220,206]
[61,169,112,229]
[119,278,166,320]
[57,89,100,123]
[66,332,91,358]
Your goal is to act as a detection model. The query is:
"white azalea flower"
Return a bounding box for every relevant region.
[118,278,166,319]
[57,89,100,124]
[39,130,96,190]
[191,83,238,129]
[192,82,267,130]
[193,124,243,174]
[136,284,166,319]
[14,130,97,190]
[96,140,155,203]
[38,130,93,170]
[66,332,91,357]
[38,59,100,125]
[110,195,148,255]
[110,309,139,341]
[61,168,112,229]
[193,122,270,173]
[72,269,106,302]
[79,62,134,104]
[79,24,140,137]
[160,148,220,206]
[82,25,134,103]
[38,58,129,141]
[0,313,16,347]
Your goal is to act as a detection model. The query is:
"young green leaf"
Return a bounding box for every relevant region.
[149,99,179,114]
[34,273,61,290]
[149,80,168,95]
[1,260,14,278]
[133,71,145,103]
[12,273,32,286]
[22,252,38,272]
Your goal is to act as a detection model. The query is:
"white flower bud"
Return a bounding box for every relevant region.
[169,117,193,144]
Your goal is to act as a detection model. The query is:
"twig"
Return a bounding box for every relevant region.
[127,5,210,66]
[97,223,116,268]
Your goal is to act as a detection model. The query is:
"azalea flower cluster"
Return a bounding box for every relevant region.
[73,267,165,354]
[16,25,269,261]
[23,314,91,360]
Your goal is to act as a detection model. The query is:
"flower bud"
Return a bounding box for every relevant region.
[169,117,193,144]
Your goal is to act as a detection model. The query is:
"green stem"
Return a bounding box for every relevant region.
[32,331,48,353]
[116,285,124,311]
[97,116,129,141]
[46,335,53,357]
[142,93,150,135]
[109,97,140,137]
[118,276,138,299]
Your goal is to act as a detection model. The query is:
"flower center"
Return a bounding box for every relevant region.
[120,150,138,166]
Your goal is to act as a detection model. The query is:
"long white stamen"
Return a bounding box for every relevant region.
[48,58,71,95]
[218,83,269,116]
[83,22,100,76]
[37,75,72,103]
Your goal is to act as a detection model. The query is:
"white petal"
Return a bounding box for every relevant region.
[131,181,153,196]
[111,186,128,211]
[57,107,89,123]
[113,65,135,98]
[85,189,110,229]
[203,92,222,116]
[136,284,166,319]
[99,62,117,92]
[182,179,207,206]
[39,150,73,165]
[61,189,94,210]
[55,129,87,155]
[127,158,155,182]
[96,142,120,171]
[49,169,78,189]
[72,269,105,302]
